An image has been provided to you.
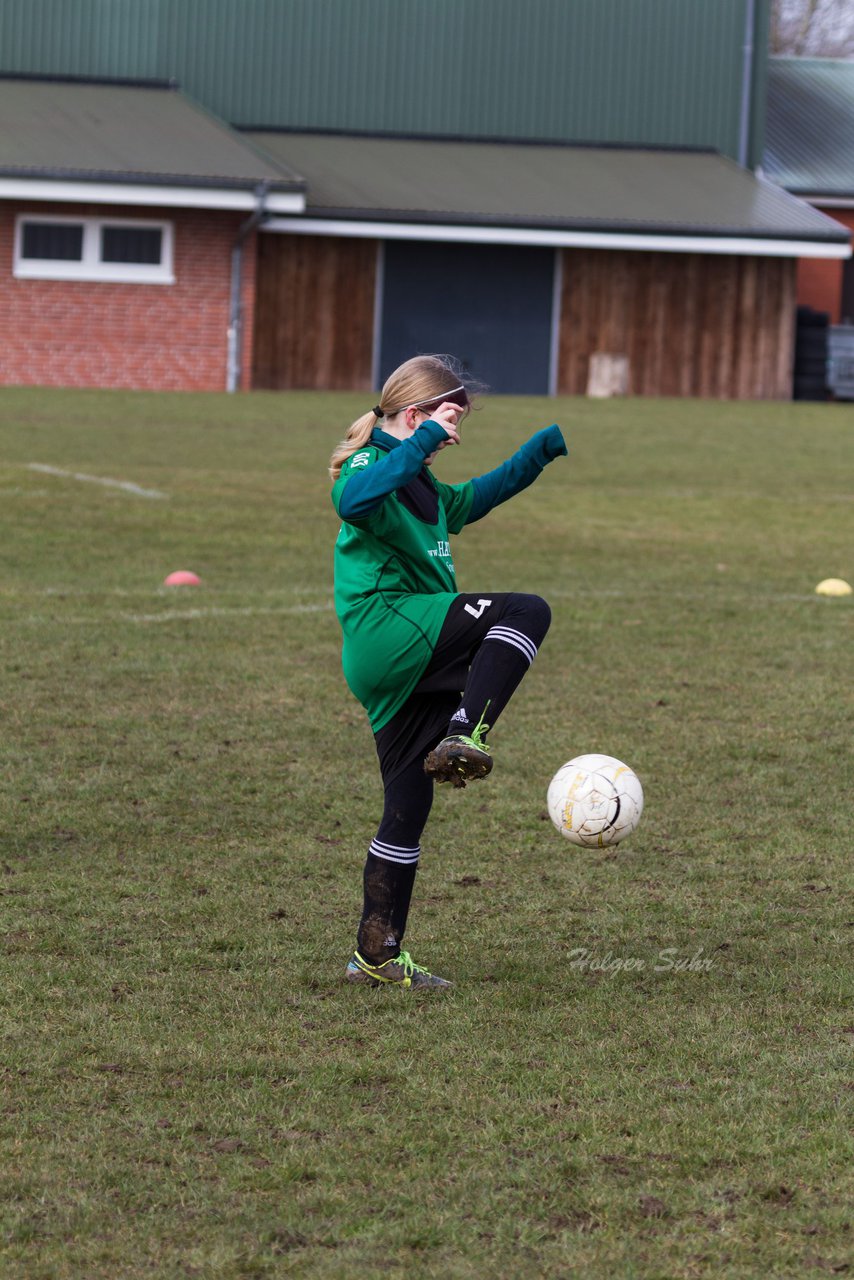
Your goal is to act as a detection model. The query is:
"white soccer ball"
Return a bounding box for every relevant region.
[547,754,644,848]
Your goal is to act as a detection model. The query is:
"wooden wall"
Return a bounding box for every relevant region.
[557,249,797,399]
[252,233,799,399]
[252,233,377,389]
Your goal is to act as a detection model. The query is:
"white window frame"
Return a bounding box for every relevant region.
[13,214,175,284]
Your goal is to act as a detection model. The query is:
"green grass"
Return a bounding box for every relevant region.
[0,386,852,1279]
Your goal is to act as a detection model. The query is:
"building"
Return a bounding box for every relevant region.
[0,76,304,391]
[765,56,854,324]
[0,1,850,397]
[248,129,849,397]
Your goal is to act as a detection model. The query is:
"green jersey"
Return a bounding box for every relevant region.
[332,428,474,731]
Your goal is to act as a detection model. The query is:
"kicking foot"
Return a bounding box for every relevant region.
[424,711,492,788]
[424,735,493,787]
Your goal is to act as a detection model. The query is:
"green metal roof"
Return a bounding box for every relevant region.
[0,0,770,167]
[0,76,304,192]
[248,131,849,243]
[765,58,854,198]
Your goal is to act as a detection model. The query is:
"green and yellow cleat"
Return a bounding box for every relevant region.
[424,734,493,787]
[344,949,452,989]
[424,709,492,789]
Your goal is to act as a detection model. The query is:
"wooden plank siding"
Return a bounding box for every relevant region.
[252,234,377,390]
[557,250,796,399]
[252,234,797,398]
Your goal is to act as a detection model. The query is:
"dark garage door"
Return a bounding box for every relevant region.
[379,241,556,395]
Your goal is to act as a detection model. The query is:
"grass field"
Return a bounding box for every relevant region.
[1,386,852,1279]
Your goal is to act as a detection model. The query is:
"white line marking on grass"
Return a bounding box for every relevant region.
[11,592,839,626]
[121,603,335,623]
[27,463,167,500]
[542,588,844,605]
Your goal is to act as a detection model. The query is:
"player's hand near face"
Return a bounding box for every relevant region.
[425,402,462,450]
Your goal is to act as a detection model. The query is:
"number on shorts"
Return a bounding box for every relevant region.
[463,598,493,619]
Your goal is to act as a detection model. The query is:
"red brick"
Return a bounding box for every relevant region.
[797,208,854,324]
[0,202,258,391]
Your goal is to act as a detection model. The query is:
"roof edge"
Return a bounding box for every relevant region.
[0,165,304,193]
[769,55,854,67]
[300,204,852,244]
[240,125,719,156]
[0,71,179,91]
[785,191,854,205]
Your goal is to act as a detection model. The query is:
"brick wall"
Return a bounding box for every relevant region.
[796,208,854,324]
[0,202,258,391]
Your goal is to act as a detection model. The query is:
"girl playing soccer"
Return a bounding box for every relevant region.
[330,354,567,988]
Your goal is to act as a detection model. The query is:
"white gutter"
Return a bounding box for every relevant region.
[263,216,851,259]
[797,196,854,209]
[0,177,304,213]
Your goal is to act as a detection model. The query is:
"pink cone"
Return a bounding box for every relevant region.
[164,570,201,587]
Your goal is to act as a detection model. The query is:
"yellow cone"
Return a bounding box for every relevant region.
[815,578,852,597]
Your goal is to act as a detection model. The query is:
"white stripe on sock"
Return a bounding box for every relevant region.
[370,839,421,865]
[372,838,420,854]
[484,625,538,665]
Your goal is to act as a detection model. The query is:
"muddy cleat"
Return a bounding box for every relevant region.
[424,710,492,789]
[345,949,452,989]
[424,734,493,787]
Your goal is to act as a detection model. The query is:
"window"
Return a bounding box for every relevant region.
[22,222,84,261]
[101,225,163,265]
[14,215,174,283]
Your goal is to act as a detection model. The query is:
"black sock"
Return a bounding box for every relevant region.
[357,853,418,963]
[355,758,433,963]
[450,595,551,737]
[450,642,528,737]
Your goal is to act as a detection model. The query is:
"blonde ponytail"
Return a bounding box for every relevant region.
[328,410,380,481]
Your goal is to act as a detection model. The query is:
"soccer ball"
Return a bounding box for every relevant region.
[547,754,644,848]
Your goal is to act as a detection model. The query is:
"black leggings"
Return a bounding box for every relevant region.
[357,591,551,961]
[374,590,551,849]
